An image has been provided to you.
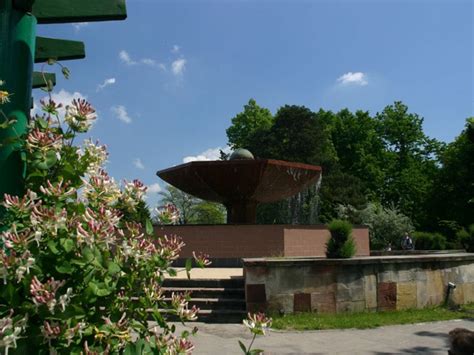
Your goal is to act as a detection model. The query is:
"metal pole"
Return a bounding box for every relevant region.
[0,1,36,205]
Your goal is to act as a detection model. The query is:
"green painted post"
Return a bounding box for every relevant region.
[0,2,36,202]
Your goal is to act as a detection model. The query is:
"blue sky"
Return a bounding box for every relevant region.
[34,0,473,210]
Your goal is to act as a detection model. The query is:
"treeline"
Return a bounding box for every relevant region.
[225,99,474,248]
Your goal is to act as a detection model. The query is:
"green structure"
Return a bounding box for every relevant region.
[0,0,126,215]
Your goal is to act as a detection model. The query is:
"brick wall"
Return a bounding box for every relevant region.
[154,224,370,259]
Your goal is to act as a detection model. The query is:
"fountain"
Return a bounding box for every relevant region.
[156,149,322,224]
[155,149,370,264]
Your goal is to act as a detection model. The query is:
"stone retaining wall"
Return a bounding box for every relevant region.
[243,254,474,314]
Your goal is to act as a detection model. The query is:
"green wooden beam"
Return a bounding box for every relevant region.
[32,72,56,89]
[35,36,85,63]
[32,0,127,24]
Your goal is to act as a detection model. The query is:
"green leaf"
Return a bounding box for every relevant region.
[238,340,247,354]
[145,219,153,235]
[185,258,192,280]
[56,262,74,274]
[60,238,75,252]
[88,281,112,297]
[107,262,121,275]
[249,349,264,355]
[35,150,58,170]
[36,117,48,129]
[47,240,60,254]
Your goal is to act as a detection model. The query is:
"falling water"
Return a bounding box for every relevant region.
[287,174,322,224]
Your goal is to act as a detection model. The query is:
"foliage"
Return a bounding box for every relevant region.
[158,185,199,224]
[189,202,226,224]
[325,219,356,258]
[429,118,474,229]
[0,89,208,353]
[458,224,474,252]
[226,98,274,150]
[412,232,447,250]
[225,100,452,229]
[338,203,414,250]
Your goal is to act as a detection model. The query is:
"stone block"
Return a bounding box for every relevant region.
[462,283,474,303]
[311,291,336,313]
[245,266,269,284]
[377,282,396,311]
[294,292,311,312]
[246,284,266,303]
[426,270,445,306]
[303,265,337,291]
[336,300,366,313]
[451,283,465,305]
[364,274,377,310]
[267,294,293,314]
[396,282,417,310]
[416,279,428,308]
[336,280,364,302]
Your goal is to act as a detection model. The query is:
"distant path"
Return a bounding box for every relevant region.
[175,319,474,354]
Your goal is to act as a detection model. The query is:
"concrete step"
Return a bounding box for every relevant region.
[166,309,247,324]
[163,277,244,289]
[163,287,245,299]
[163,297,246,311]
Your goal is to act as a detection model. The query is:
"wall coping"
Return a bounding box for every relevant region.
[242,253,474,267]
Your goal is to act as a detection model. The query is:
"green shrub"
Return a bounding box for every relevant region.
[413,232,447,250]
[458,224,474,252]
[326,219,356,258]
[337,203,414,250]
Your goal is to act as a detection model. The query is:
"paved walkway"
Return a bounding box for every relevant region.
[175,319,474,354]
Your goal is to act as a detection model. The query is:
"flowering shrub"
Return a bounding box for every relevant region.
[0,82,208,353]
[239,312,272,355]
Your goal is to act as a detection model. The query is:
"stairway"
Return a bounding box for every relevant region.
[162,277,247,323]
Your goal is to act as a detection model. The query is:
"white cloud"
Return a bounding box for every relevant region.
[171,58,186,76]
[141,58,156,66]
[72,22,89,32]
[144,183,162,202]
[171,45,180,53]
[133,158,145,170]
[97,78,116,92]
[337,72,368,86]
[119,50,137,65]
[119,50,166,70]
[111,105,132,124]
[147,183,161,194]
[183,146,231,163]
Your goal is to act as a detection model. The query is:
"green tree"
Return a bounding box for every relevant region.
[158,185,226,224]
[375,101,443,227]
[158,185,199,224]
[226,98,274,149]
[429,118,474,228]
[189,201,226,224]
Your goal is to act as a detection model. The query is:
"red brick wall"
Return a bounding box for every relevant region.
[283,226,369,257]
[154,224,370,258]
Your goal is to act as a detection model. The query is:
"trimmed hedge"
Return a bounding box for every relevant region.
[412,232,447,250]
[326,219,356,258]
[458,224,474,252]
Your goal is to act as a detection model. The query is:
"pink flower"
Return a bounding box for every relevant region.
[30,276,65,313]
[193,251,212,267]
[243,312,272,335]
[65,99,96,132]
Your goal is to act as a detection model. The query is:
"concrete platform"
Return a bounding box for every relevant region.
[175,319,474,354]
[168,267,243,280]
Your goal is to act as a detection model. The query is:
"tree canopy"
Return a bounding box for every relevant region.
[224,99,472,238]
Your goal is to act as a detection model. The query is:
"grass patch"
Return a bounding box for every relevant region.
[271,305,474,331]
